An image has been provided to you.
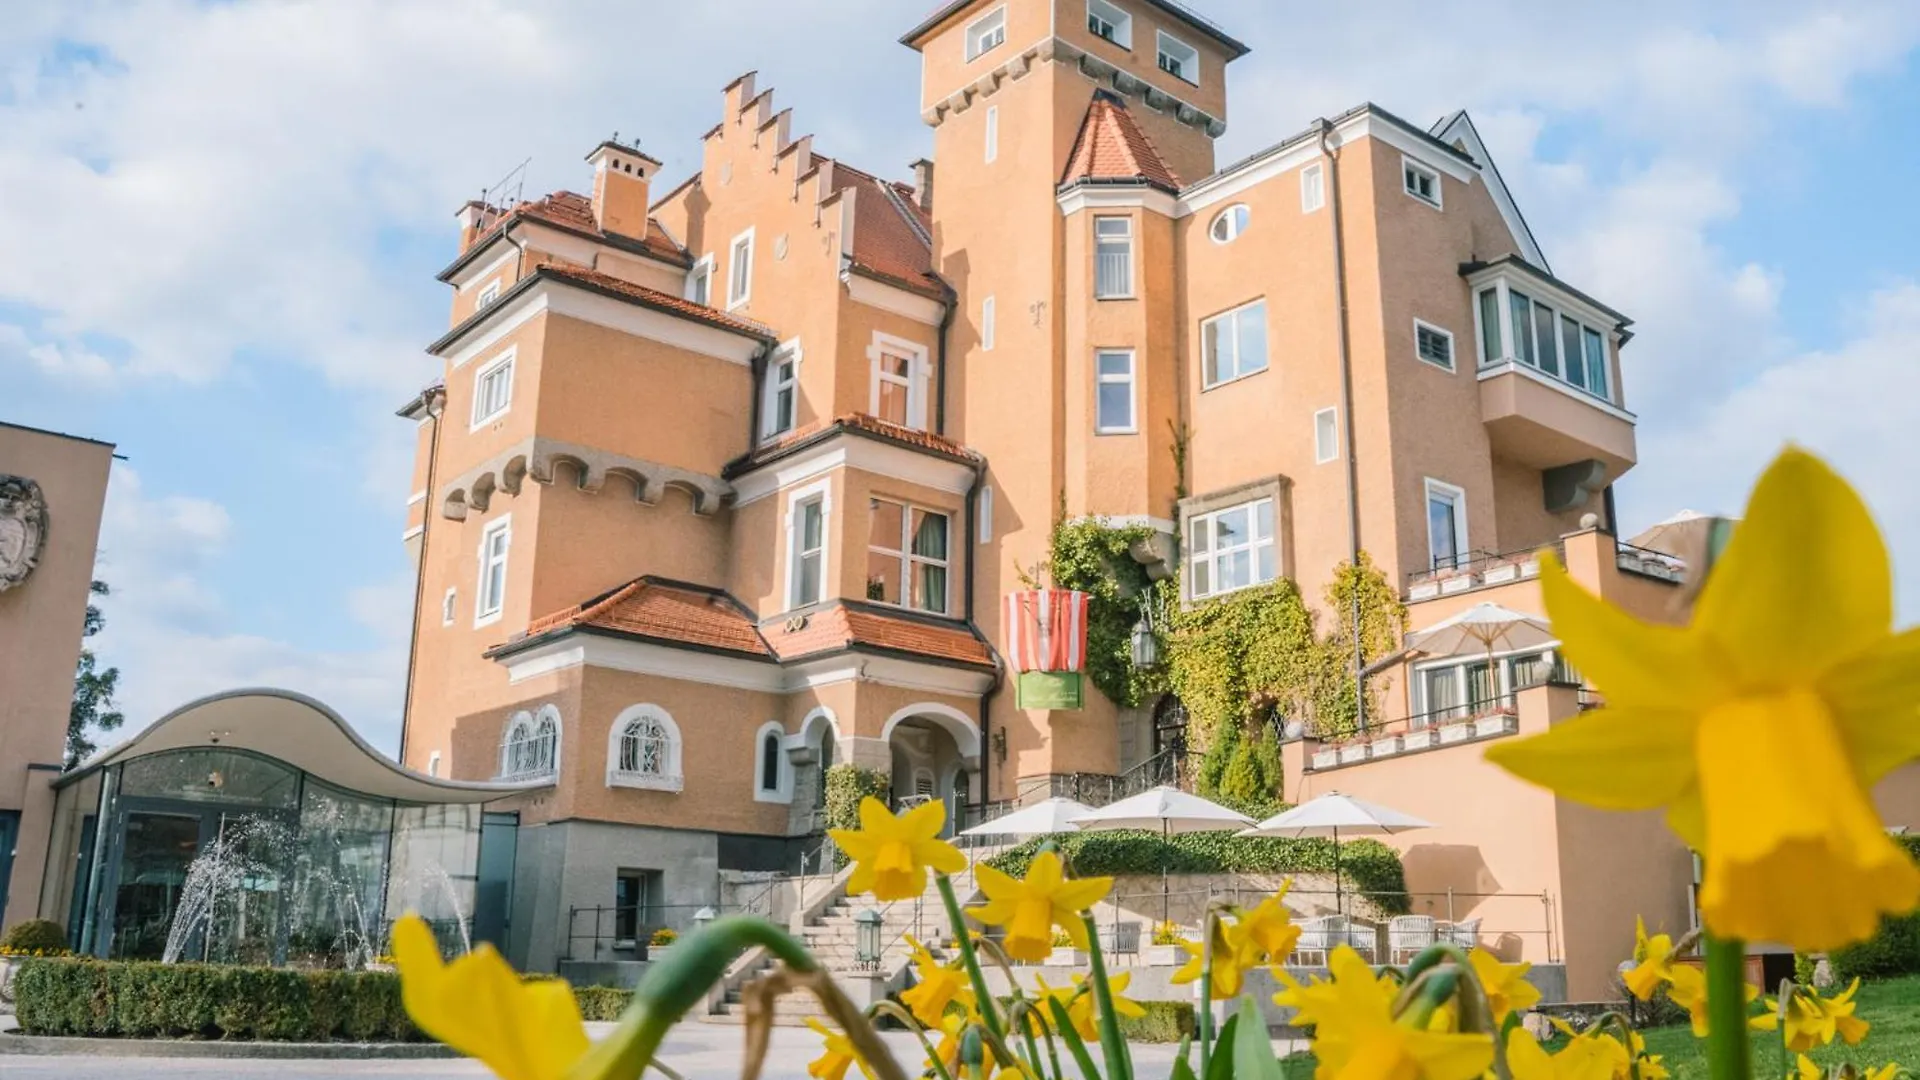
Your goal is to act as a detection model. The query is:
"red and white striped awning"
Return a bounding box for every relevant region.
[1002,589,1091,674]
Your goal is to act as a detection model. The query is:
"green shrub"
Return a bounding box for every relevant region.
[986,831,1409,915]
[572,986,634,1022]
[1830,837,1920,983]
[1120,999,1194,1043]
[0,919,69,956]
[824,765,891,834]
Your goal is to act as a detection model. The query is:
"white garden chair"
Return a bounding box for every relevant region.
[1388,915,1436,963]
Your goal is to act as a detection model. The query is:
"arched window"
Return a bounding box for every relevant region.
[1209,204,1251,244]
[499,706,560,782]
[752,721,792,803]
[607,705,683,792]
[761,734,781,790]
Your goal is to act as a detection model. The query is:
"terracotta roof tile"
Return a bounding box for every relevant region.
[830,163,946,298]
[763,604,992,667]
[537,265,775,340]
[480,190,690,267]
[726,412,979,478]
[525,578,773,657]
[1061,91,1182,193]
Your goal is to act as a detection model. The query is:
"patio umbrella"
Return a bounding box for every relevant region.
[1069,786,1255,922]
[1404,602,1556,712]
[1238,792,1433,914]
[958,796,1094,838]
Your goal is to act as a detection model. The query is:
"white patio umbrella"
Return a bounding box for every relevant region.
[1238,792,1434,913]
[958,796,1094,838]
[1404,602,1556,711]
[1070,787,1255,922]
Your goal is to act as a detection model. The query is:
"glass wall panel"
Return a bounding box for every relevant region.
[385,803,482,959]
[289,780,394,968]
[119,749,298,808]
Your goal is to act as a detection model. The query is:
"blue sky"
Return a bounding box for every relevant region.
[4,1,1918,755]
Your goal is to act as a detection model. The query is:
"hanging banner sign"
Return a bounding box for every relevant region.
[1002,589,1091,674]
[1016,670,1084,710]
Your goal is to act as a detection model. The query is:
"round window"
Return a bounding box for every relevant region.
[1209,204,1251,243]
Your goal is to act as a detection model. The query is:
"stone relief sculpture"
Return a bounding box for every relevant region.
[0,474,48,591]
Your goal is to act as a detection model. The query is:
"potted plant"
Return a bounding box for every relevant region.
[646,926,679,963]
[1045,928,1085,966]
[0,919,70,1009]
[1401,726,1436,752]
[1140,920,1184,966]
[1437,716,1475,745]
[1309,743,1342,770]
[1368,733,1404,758]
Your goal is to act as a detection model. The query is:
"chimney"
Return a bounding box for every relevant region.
[585,138,661,242]
[910,158,935,213]
[456,200,492,254]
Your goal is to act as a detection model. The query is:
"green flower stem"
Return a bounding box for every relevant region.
[1703,933,1751,1080]
[1014,1007,1051,1080]
[936,874,1008,1045]
[868,1002,955,1080]
[1197,912,1216,1079]
[1080,913,1134,1080]
[1032,1008,1068,1080]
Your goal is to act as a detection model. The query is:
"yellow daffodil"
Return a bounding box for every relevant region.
[1863,1065,1902,1080]
[900,936,972,1026]
[930,1013,1000,1078]
[1239,883,1304,963]
[1173,917,1254,999]
[1034,972,1147,1041]
[830,797,967,902]
[1468,948,1541,1022]
[1545,1020,1666,1080]
[805,1018,875,1080]
[1766,978,1871,1052]
[1793,1054,1824,1080]
[393,913,587,1080]
[967,850,1111,962]
[1275,945,1492,1080]
[1624,917,1675,1001]
[1663,963,1768,1037]
[1485,449,1920,951]
[1505,1028,1617,1080]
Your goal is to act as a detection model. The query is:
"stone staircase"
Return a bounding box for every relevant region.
[705,867,978,1026]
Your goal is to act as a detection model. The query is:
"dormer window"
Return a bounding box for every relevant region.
[1156,31,1199,84]
[966,6,1006,61]
[1087,0,1131,47]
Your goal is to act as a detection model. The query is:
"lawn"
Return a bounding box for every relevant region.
[1638,974,1920,1078]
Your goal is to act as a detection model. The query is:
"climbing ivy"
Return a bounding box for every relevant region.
[1041,518,1176,709]
[822,764,890,834]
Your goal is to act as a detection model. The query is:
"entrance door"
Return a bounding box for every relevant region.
[471,812,518,953]
[109,811,201,960]
[199,811,288,966]
[0,811,18,924]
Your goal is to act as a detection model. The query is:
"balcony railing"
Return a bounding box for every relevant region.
[1405,541,1564,600]
[495,764,556,784]
[1613,541,1686,584]
[607,767,684,792]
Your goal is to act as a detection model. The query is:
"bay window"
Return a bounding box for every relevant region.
[1188,497,1275,600]
[867,499,950,614]
[1472,274,1619,402]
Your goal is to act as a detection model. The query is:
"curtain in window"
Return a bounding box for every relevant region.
[1464,662,1495,711]
[911,511,948,613]
[1423,668,1460,724]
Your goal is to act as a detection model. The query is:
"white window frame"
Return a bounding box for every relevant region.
[761,338,802,442]
[867,332,931,430]
[981,295,996,351]
[607,703,684,792]
[1403,155,1442,209]
[1156,30,1199,84]
[470,347,515,429]
[727,228,755,309]
[441,587,457,627]
[1314,407,1338,465]
[977,483,994,544]
[685,253,714,306]
[1094,348,1137,434]
[1093,215,1134,299]
[1472,278,1617,403]
[1411,645,1564,725]
[785,479,832,610]
[1187,497,1277,601]
[984,106,999,163]
[1200,299,1269,389]
[1424,478,1469,572]
[866,498,952,615]
[498,704,560,782]
[753,720,793,803]
[965,5,1007,61]
[1300,162,1326,213]
[1086,0,1132,47]
[476,278,502,308]
[474,515,511,627]
[1208,204,1250,244]
[1413,319,1456,372]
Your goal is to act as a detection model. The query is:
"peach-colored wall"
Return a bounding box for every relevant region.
[0,424,113,928]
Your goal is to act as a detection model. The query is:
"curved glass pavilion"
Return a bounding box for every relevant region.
[45,690,533,966]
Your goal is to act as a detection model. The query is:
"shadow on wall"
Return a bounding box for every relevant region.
[1400,843,1502,898]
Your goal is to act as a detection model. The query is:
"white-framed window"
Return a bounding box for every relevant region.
[753,721,792,802]
[1087,0,1132,46]
[1475,282,1613,401]
[727,229,755,308]
[868,333,929,429]
[1093,216,1133,299]
[498,705,559,782]
[607,704,683,792]
[786,481,830,609]
[685,254,714,306]
[476,279,502,309]
[1156,31,1199,83]
[1094,349,1136,434]
[1300,162,1326,213]
[1201,299,1269,388]
[985,106,999,163]
[475,515,511,626]
[981,295,996,351]
[1414,649,1570,725]
[867,499,951,615]
[471,348,515,428]
[1208,204,1250,244]
[1425,478,1469,572]
[441,587,457,627]
[1188,498,1276,600]
[977,483,994,544]
[1314,407,1338,464]
[1414,319,1455,371]
[761,339,801,441]
[1403,156,1441,209]
[965,6,1006,60]
[426,750,441,777]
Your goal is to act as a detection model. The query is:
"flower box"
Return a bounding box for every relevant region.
[1471,715,1518,739]
[1484,564,1519,584]
[1337,744,1369,765]
[1139,944,1183,966]
[1401,730,1435,752]
[1047,947,1089,966]
[1310,749,1341,770]
[1408,581,1441,601]
[1368,736,1403,758]
[1439,575,1475,595]
[1437,723,1474,745]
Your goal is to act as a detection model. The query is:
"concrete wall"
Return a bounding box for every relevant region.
[0,423,113,930]
[508,818,724,974]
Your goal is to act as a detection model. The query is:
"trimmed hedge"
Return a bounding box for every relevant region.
[571,985,633,1022]
[1830,836,1920,982]
[987,831,1410,915]
[1121,999,1194,1043]
[0,919,69,956]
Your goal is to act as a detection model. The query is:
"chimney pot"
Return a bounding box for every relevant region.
[910,158,935,213]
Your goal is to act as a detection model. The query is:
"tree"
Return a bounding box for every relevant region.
[67,579,124,769]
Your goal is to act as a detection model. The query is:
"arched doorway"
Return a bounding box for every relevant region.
[881,705,981,839]
[1152,694,1190,759]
